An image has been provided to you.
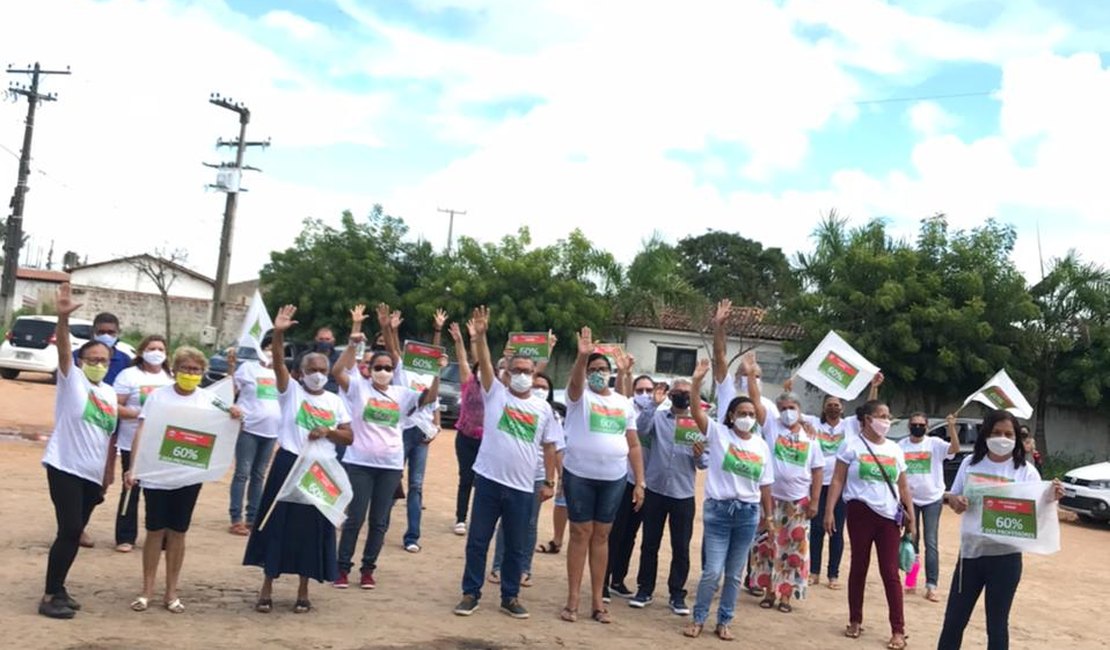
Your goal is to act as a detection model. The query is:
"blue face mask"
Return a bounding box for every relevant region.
[94,333,118,348]
[587,371,609,392]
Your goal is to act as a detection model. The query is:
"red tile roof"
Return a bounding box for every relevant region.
[16,268,70,283]
[623,306,804,341]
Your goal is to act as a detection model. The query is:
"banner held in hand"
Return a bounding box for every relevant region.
[259,441,352,530]
[131,402,242,491]
[796,331,879,400]
[237,290,274,360]
[961,369,1033,419]
[507,332,551,362]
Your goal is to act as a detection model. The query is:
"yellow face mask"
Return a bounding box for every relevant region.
[82,363,109,384]
[175,373,202,391]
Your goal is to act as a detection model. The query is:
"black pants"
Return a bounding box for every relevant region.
[636,489,695,598]
[605,482,642,588]
[45,466,101,595]
[937,553,1023,650]
[455,434,481,524]
[115,450,141,545]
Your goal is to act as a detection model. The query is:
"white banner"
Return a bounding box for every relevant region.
[960,480,1059,558]
[795,331,880,400]
[237,290,274,360]
[962,369,1034,419]
[132,402,242,490]
[273,440,352,528]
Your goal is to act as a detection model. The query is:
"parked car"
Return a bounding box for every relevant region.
[1060,461,1110,524]
[202,341,312,387]
[437,362,461,429]
[888,416,982,490]
[0,315,134,382]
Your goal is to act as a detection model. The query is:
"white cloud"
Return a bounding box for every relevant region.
[908,100,960,135]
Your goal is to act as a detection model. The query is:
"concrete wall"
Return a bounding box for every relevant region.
[13,279,60,311]
[69,262,213,300]
[68,285,245,343]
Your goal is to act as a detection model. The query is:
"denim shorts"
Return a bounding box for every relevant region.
[562,468,626,524]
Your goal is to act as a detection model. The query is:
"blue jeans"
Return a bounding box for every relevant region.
[229,431,277,525]
[461,475,533,602]
[403,427,429,546]
[693,499,760,626]
[492,479,544,575]
[810,483,846,580]
[913,499,943,589]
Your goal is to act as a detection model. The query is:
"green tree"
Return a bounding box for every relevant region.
[613,233,706,326]
[676,230,797,308]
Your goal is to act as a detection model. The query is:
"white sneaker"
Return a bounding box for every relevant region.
[405,543,421,553]
[453,522,467,536]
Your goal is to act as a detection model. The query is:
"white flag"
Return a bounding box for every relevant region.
[960,481,1059,558]
[208,375,235,407]
[962,369,1033,419]
[237,290,274,360]
[273,441,352,528]
[796,331,880,400]
[132,400,242,490]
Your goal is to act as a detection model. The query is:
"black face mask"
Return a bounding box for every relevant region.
[910,424,927,438]
[315,342,335,354]
[670,392,691,410]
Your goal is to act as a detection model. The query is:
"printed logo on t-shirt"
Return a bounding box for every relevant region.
[82,390,117,434]
[722,444,764,481]
[968,472,1015,486]
[774,436,810,467]
[138,385,158,406]
[297,401,337,431]
[674,416,703,446]
[498,406,539,443]
[588,403,626,435]
[904,451,931,474]
[256,376,279,400]
[858,453,898,482]
[362,398,400,427]
[816,429,844,454]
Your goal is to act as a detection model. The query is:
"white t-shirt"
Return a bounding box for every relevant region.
[277,380,350,456]
[472,381,563,492]
[950,454,1041,496]
[763,417,824,502]
[815,418,859,486]
[899,436,955,506]
[715,379,780,425]
[137,384,224,490]
[536,407,566,481]
[563,388,635,481]
[837,435,907,521]
[341,375,419,470]
[113,365,174,452]
[42,366,118,484]
[704,421,774,503]
[233,362,281,438]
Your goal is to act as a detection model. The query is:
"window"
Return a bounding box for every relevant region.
[655,346,697,376]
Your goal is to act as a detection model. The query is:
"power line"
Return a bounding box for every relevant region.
[851,90,996,106]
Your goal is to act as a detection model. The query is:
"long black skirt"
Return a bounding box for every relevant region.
[242,447,338,582]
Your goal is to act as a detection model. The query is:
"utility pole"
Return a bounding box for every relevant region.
[438,207,466,255]
[205,92,269,347]
[0,62,69,327]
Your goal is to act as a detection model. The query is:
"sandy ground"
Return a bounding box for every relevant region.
[1,372,1107,649]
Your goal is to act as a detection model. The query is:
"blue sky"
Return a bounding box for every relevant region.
[1,0,1108,282]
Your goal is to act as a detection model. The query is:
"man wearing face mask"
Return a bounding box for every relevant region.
[898,412,959,602]
[312,327,341,393]
[628,378,708,615]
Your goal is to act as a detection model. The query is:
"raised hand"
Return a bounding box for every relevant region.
[434,308,448,331]
[350,304,367,326]
[471,306,490,335]
[712,298,732,327]
[390,310,404,330]
[376,303,390,329]
[577,326,593,356]
[652,383,668,405]
[613,348,631,373]
[274,305,298,332]
[692,357,710,383]
[783,376,795,392]
[56,282,82,317]
[872,371,885,387]
[548,329,558,353]
[466,319,476,338]
[448,322,463,342]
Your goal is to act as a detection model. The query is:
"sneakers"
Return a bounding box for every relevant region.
[56,589,81,611]
[670,595,690,616]
[629,592,653,608]
[333,571,349,589]
[359,570,376,590]
[38,596,76,619]
[500,598,530,619]
[602,584,611,603]
[610,582,634,599]
[453,522,467,536]
[405,543,421,553]
[453,594,479,616]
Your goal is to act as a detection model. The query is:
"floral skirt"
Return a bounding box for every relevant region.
[753,497,811,601]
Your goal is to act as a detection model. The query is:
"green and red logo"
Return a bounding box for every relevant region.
[981,386,1016,410]
[858,453,898,482]
[157,425,216,469]
[723,445,764,481]
[674,417,703,446]
[498,406,539,443]
[138,385,159,406]
[256,376,278,400]
[818,351,859,389]
[82,391,117,434]
[296,401,337,431]
[507,332,551,361]
[298,461,342,506]
[774,436,810,467]
[904,451,931,475]
[981,496,1036,539]
[968,472,1014,487]
[362,398,400,427]
[402,341,444,375]
[588,403,627,435]
[816,429,844,454]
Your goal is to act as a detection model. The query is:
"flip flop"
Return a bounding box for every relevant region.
[827,580,842,590]
[777,601,793,613]
[536,540,561,554]
[115,543,134,553]
[293,599,311,614]
[925,590,941,602]
[759,597,776,609]
[683,622,704,638]
[254,597,272,613]
[560,607,578,622]
[591,608,612,624]
[130,596,149,612]
[164,598,185,614]
[845,624,863,639]
[715,624,734,641]
[887,636,907,649]
[488,571,500,584]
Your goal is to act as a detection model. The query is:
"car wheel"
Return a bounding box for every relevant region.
[1078,514,1100,524]
[0,368,19,380]
[50,370,58,385]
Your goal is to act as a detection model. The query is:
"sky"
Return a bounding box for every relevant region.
[1,0,1108,285]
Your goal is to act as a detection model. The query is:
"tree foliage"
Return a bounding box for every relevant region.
[676,230,798,308]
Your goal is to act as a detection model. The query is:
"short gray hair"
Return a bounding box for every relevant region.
[300,351,330,373]
[672,377,693,390]
[776,391,800,407]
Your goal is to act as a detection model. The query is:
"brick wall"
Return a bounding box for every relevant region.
[68,285,246,343]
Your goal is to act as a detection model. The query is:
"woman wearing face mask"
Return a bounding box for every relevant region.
[228,333,282,536]
[112,334,174,552]
[824,400,914,650]
[37,283,119,619]
[243,305,353,613]
[936,410,1064,650]
[744,368,824,613]
[711,299,780,426]
[1019,425,1043,472]
[331,304,442,590]
[685,358,773,640]
[123,346,243,614]
[560,327,645,624]
[899,412,960,602]
[449,320,484,537]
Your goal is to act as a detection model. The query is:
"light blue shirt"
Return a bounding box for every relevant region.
[637,402,708,500]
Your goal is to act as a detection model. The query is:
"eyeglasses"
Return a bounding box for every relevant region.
[177,366,204,374]
[508,368,533,376]
[81,359,108,366]
[372,365,394,372]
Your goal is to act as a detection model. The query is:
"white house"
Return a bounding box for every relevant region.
[14,268,70,312]
[67,255,214,300]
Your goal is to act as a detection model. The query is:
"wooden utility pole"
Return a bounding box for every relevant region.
[438,207,466,255]
[0,62,69,326]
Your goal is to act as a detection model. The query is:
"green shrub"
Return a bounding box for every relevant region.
[1040,452,1101,480]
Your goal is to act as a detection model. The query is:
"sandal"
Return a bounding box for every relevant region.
[521,573,533,588]
[683,622,704,638]
[925,590,941,603]
[164,598,185,614]
[887,635,907,649]
[827,579,842,590]
[293,599,311,614]
[537,540,561,554]
[715,624,734,641]
[254,597,272,613]
[777,601,793,613]
[759,597,776,609]
[560,607,578,622]
[845,623,863,639]
[130,596,149,612]
[591,608,612,624]
[115,543,134,553]
[488,570,500,584]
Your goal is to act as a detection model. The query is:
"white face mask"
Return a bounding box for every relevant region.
[780,408,800,427]
[509,373,533,394]
[260,349,273,365]
[372,369,393,386]
[633,394,653,410]
[142,350,166,366]
[738,376,762,393]
[532,388,548,401]
[986,437,1015,457]
[733,416,756,433]
[303,371,328,391]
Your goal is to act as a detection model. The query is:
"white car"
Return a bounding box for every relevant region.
[0,315,134,381]
[1060,461,1110,524]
